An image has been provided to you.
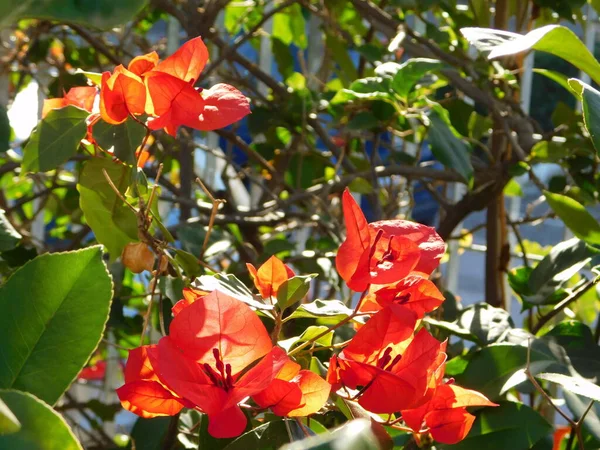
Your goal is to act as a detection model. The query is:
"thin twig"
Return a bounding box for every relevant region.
[195,177,226,259]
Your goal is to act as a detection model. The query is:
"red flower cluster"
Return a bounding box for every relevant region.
[327,189,496,445]
[117,289,330,438]
[43,37,250,138]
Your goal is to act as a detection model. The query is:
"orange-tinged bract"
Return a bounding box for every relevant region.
[401,384,498,444]
[42,86,96,118]
[247,255,295,299]
[98,36,250,136]
[252,357,331,417]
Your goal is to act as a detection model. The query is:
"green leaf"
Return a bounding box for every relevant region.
[78,158,139,259]
[272,3,307,49]
[533,68,574,95]
[277,275,316,311]
[194,273,274,311]
[0,247,113,404]
[440,402,552,450]
[347,176,374,194]
[543,320,600,380]
[462,25,600,85]
[565,391,600,442]
[331,77,392,105]
[427,111,474,186]
[347,112,380,131]
[568,78,600,156]
[288,299,354,321]
[93,119,146,165]
[450,343,560,400]
[457,303,514,345]
[389,58,443,97]
[503,178,523,197]
[0,397,20,434]
[172,248,202,278]
[22,106,88,173]
[0,210,21,252]
[544,191,600,246]
[528,238,595,298]
[281,419,379,450]
[537,372,600,402]
[224,420,299,450]
[0,390,81,449]
[0,0,147,30]
[279,325,333,351]
[127,416,171,450]
[423,317,479,342]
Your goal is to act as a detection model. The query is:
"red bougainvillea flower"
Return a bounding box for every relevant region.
[247,255,295,300]
[42,86,96,118]
[78,360,107,381]
[253,357,330,417]
[358,276,445,318]
[327,304,445,413]
[116,346,187,418]
[118,290,289,438]
[401,383,497,444]
[99,37,250,136]
[99,66,146,124]
[336,188,445,292]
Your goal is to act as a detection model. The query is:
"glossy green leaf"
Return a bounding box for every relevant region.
[277,274,315,311]
[533,68,573,95]
[423,317,478,342]
[568,78,600,155]
[462,25,600,85]
[127,416,171,450]
[0,0,147,30]
[194,274,274,311]
[281,419,379,450]
[331,78,392,105]
[288,299,354,321]
[22,106,88,173]
[427,111,473,186]
[449,343,560,400]
[280,325,333,351]
[457,303,514,345]
[544,191,600,246]
[528,238,595,297]
[543,321,600,380]
[93,119,146,165]
[391,58,443,97]
[0,210,21,252]
[0,397,20,434]
[0,390,81,449]
[224,420,301,450]
[441,402,552,450]
[78,158,139,259]
[537,372,600,402]
[0,247,112,404]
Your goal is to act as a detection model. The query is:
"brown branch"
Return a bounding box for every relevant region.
[67,23,122,65]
